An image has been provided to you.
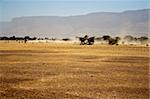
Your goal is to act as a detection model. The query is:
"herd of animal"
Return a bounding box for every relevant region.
[76,35,120,45]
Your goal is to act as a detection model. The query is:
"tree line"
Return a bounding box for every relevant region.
[0,36,37,40]
[0,35,149,45]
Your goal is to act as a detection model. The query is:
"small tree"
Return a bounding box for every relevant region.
[108,38,118,45]
[10,36,16,40]
[139,36,149,44]
[95,37,103,41]
[32,37,37,40]
[115,37,121,41]
[62,38,70,41]
[102,35,111,41]
[45,37,49,40]
[124,35,134,42]
[24,36,30,40]
[24,36,30,43]
[139,36,148,41]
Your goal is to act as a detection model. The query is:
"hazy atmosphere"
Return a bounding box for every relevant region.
[0,0,149,38]
[0,0,150,99]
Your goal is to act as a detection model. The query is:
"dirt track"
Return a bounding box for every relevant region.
[0,42,149,99]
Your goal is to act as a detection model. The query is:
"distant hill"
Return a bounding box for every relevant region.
[0,9,149,38]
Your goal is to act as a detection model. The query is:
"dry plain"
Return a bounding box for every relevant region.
[0,41,149,99]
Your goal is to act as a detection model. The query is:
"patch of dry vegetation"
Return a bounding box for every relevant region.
[0,42,149,99]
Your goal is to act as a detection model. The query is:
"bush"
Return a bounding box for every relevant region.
[62,38,70,41]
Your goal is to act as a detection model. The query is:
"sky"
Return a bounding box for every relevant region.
[0,0,149,22]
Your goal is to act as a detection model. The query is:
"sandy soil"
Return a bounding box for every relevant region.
[0,42,149,99]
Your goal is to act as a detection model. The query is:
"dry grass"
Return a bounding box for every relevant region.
[0,42,149,99]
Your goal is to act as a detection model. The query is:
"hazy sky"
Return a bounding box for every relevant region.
[0,0,149,21]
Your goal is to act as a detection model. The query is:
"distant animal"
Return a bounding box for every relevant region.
[77,37,87,45]
[87,37,95,45]
[76,35,95,45]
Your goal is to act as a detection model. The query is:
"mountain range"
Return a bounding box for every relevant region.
[0,9,149,38]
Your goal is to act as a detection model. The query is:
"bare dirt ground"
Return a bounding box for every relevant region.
[0,42,149,99]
